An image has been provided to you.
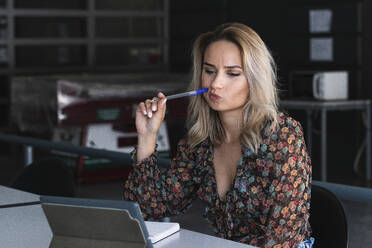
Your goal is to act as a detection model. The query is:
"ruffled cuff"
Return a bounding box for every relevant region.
[130,144,158,168]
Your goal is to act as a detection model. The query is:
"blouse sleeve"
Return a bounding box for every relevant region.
[123,139,200,220]
[257,119,312,248]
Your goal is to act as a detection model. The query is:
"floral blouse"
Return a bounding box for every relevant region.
[123,113,312,248]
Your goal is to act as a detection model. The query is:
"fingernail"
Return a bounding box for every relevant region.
[148,112,152,118]
[143,110,147,115]
[161,98,167,105]
[152,105,157,111]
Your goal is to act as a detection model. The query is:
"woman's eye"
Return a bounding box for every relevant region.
[204,69,215,74]
[228,72,240,77]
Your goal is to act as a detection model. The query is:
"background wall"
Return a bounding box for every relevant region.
[169,0,372,185]
[0,0,371,185]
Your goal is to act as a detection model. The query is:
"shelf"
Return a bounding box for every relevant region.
[0,65,89,74]
[95,0,164,11]
[286,0,363,101]
[0,63,167,75]
[14,0,86,9]
[288,32,363,37]
[288,64,363,70]
[0,9,88,16]
[0,0,169,73]
[288,2,362,34]
[6,39,87,45]
[0,9,166,17]
[13,0,165,11]
[288,0,363,6]
[94,10,166,17]
[94,38,164,44]
[0,0,170,128]
[0,38,165,46]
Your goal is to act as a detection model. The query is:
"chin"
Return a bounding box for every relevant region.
[208,102,245,113]
[207,103,224,112]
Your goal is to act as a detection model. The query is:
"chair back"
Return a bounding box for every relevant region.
[310,184,348,247]
[11,157,76,197]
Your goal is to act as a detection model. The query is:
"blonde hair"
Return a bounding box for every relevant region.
[187,23,279,152]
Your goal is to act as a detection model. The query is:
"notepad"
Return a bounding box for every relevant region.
[145,221,180,243]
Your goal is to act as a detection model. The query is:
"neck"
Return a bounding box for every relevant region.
[218,109,243,144]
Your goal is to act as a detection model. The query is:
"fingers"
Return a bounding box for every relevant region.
[138,102,147,116]
[137,100,152,118]
[157,92,167,106]
[145,99,154,118]
[137,92,167,119]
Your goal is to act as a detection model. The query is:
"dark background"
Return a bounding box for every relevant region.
[1,0,372,186]
[1,3,371,247]
[169,0,372,185]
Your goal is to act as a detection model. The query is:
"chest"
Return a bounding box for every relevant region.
[213,144,242,199]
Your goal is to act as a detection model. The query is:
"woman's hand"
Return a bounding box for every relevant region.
[135,92,167,162]
[136,92,167,136]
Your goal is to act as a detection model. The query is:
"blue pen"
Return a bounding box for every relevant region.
[151,88,208,103]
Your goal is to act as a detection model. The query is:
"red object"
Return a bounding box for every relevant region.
[61,96,188,183]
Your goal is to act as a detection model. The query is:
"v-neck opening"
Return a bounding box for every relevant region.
[210,142,244,202]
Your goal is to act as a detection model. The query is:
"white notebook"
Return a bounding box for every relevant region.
[145,221,180,243]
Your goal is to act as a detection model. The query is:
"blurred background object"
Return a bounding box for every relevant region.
[11,157,76,197]
[1,1,372,246]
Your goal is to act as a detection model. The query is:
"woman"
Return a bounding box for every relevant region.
[123,23,313,248]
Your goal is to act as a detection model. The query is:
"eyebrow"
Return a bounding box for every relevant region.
[203,62,242,69]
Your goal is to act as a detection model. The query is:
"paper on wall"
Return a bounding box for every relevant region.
[309,9,333,33]
[310,38,333,62]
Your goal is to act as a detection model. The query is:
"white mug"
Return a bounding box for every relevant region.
[312,71,349,100]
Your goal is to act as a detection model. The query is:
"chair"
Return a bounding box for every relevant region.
[11,157,76,197]
[309,184,348,247]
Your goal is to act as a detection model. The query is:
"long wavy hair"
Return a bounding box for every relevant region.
[187,23,279,152]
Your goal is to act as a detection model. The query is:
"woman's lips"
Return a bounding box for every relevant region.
[209,93,221,101]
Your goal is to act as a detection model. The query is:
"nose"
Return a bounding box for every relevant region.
[210,72,224,89]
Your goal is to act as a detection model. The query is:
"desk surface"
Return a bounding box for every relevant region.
[0,204,253,248]
[0,185,40,207]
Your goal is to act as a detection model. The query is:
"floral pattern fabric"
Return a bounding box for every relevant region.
[123,113,312,248]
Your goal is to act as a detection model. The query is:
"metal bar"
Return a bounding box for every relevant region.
[366,103,371,181]
[94,38,164,44]
[0,66,92,74]
[163,0,169,66]
[0,132,170,167]
[321,109,327,181]
[6,0,15,70]
[23,145,33,167]
[14,38,88,45]
[93,11,165,17]
[1,9,89,16]
[0,9,166,17]
[9,38,163,46]
[87,0,95,68]
[281,99,372,183]
[0,63,166,74]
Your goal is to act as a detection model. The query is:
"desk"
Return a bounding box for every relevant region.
[280,100,371,182]
[0,203,252,248]
[0,185,40,208]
